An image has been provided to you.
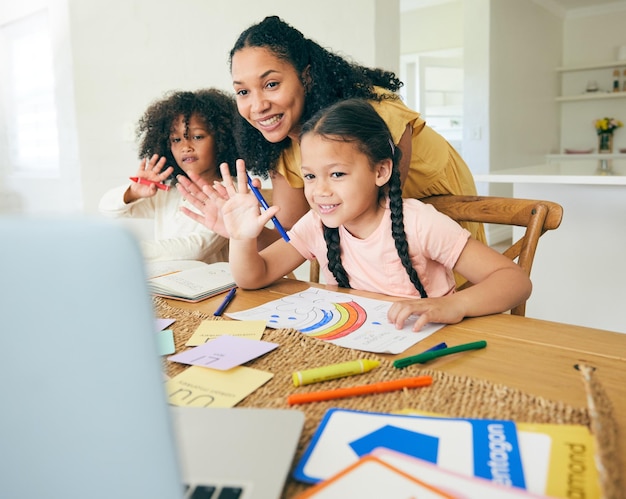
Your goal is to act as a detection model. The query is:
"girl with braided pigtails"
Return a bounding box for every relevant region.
[191,99,530,332]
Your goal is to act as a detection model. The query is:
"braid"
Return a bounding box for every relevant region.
[388,145,428,298]
[323,226,351,288]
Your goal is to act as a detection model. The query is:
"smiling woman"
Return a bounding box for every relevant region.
[223,15,485,249]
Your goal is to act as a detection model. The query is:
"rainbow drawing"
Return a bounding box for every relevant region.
[227,287,440,354]
[304,300,367,340]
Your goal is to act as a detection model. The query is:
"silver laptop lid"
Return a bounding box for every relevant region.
[0,216,182,499]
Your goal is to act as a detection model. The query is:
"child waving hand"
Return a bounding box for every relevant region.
[99,89,238,264]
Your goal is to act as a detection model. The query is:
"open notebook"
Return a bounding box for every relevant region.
[0,216,303,499]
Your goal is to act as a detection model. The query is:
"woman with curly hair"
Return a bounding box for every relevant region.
[178,15,485,253]
[99,89,238,264]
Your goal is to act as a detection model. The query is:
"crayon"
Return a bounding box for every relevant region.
[292,359,380,387]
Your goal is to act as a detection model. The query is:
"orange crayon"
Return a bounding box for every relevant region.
[287,375,432,405]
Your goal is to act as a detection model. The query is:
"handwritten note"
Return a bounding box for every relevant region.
[186,319,267,346]
[166,365,273,408]
[169,335,278,370]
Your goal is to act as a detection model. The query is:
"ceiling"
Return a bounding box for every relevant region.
[553,0,620,9]
[400,0,626,16]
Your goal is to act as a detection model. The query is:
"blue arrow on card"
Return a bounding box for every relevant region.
[348,425,439,463]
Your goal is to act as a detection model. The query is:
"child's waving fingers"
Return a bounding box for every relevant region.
[176,179,205,212]
[236,159,250,194]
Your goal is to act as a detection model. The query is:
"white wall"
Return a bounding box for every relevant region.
[4,0,626,216]
[0,0,398,215]
[462,0,489,186]
[563,5,626,65]
[560,6,626,152]
[400,1,463,54]
[400,0,562,195]
[488,0,562,182]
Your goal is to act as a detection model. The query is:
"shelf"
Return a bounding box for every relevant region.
[556,91,626,102]
[556,61,626,72]
[555,60,626,167]
[547,153,626,160]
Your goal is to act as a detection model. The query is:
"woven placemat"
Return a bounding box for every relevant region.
[154,297,621,498]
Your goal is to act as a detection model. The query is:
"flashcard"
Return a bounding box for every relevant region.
[294,408,525,490]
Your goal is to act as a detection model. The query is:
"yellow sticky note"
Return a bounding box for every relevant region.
[166,365,273,408]
[186,320,267,346]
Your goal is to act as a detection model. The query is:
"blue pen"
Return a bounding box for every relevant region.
[213,287,237,316]
[423,342,447,353]
[246,173,290,242]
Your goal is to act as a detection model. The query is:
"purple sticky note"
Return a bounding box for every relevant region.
[167,335,278,370]
[156,318,175,331]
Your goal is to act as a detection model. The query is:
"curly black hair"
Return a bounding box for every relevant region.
[136,89,239,179]
[300,98,427,298]
[229,15,403,178]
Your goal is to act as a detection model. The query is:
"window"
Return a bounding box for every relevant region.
[1,9,60,176]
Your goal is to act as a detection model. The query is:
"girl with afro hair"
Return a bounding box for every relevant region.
[99,89,238,264]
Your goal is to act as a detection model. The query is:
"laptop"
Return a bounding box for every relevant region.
[0,216,304,499]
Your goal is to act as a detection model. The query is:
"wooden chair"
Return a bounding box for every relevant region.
[309,259,321,283]
[307,195,563,317]
[420,195,563,316]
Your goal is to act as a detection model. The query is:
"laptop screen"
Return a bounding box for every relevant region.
[0,217,186,499]
[0,216,304,499]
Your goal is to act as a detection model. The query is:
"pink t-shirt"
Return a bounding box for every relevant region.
[288,198,470,298]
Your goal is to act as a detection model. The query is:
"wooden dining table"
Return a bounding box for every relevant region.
[164,277,626,489]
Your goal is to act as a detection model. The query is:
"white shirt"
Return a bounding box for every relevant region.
[99,184,228,264]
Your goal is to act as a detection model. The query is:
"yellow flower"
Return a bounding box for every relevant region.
[594,117,623,134]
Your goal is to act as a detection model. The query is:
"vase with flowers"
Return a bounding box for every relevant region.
[594,117,623,153]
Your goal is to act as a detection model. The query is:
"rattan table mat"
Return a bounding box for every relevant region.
[155,297,622,498]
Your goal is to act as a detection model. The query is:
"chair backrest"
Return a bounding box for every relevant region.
[305,194,563,316]
[421,195,563,316]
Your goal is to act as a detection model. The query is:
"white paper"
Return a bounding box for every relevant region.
[227,287,443,354]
